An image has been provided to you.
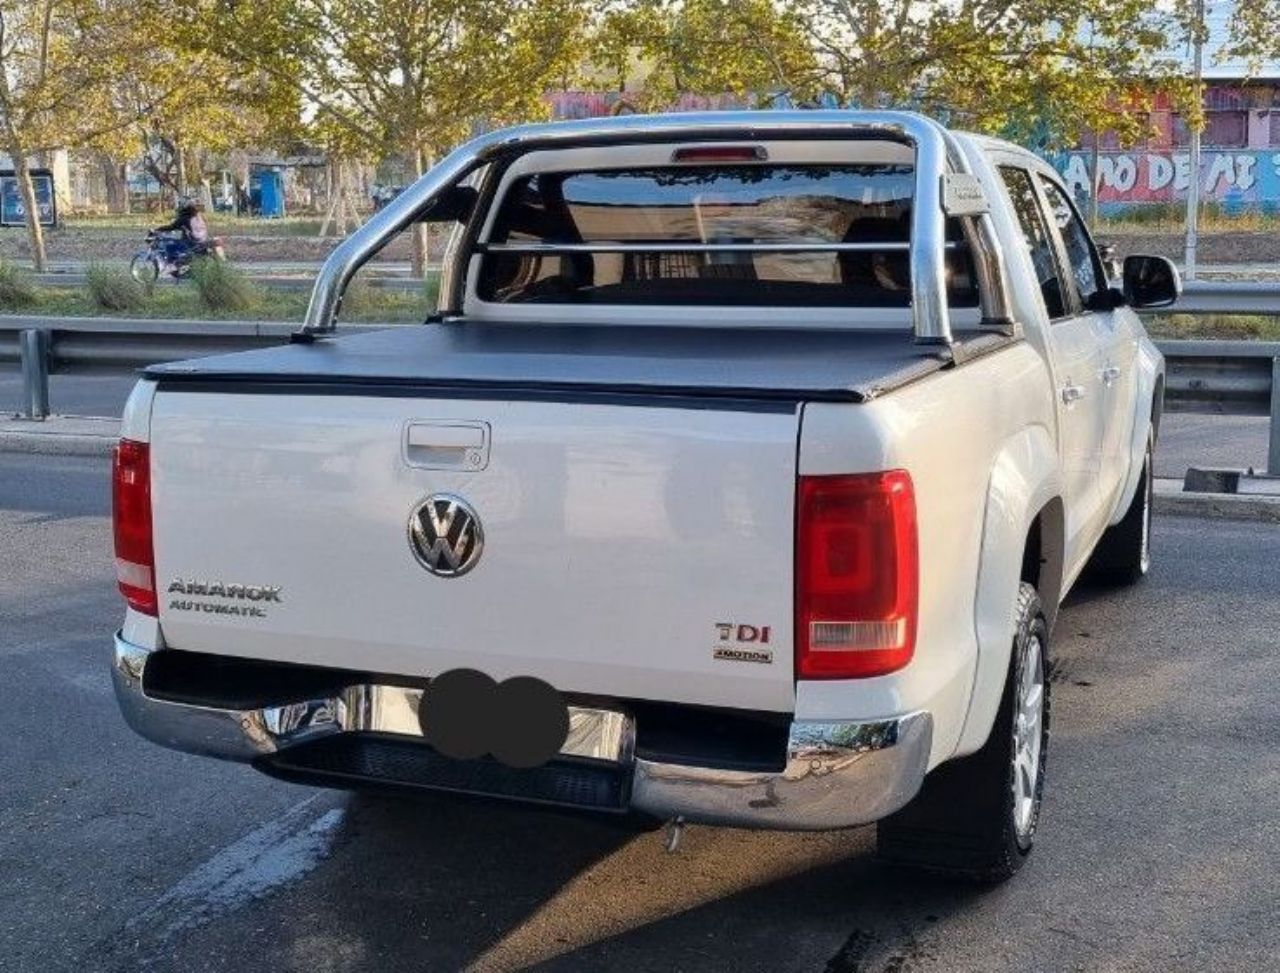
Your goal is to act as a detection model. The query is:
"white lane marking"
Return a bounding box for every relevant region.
[130,795,346,939]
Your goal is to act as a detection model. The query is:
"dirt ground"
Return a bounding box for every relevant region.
[0,224,425,266]
[1103,230,1280,265]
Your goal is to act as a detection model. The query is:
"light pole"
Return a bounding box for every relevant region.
[1184,0,1205,281]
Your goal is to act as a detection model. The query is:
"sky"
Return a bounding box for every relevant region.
[1187,0,1280,79]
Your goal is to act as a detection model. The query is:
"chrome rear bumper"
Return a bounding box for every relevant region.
[112,634,931,830]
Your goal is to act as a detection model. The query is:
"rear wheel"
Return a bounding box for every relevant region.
[876,582,1049,882]
[1086,428,1153,585]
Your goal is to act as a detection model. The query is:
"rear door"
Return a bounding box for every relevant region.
[1036,174,1139,517]
[997,165,1108,558]
[149,392,799,713]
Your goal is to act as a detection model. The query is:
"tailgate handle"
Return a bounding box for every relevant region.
[404,421,490,471]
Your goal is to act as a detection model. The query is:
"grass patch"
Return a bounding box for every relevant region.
[1145,313,1280,341]
[27,284,303,321]
[1098,203,1280,234]
[336,277,377,318]
[4,273,437,324]
[63,213,332,237]
[4,271,1269,340]
[335,273,439,323]
[0,259,38,309]
[191,258,259,313]
[86,261,147,311]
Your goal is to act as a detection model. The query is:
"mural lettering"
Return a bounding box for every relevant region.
[1059,150,1280,212]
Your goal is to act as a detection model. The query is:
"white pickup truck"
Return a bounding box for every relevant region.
[111,111,1173,881]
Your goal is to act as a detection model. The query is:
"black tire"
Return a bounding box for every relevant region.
[1085,428,1153,586]
[129,253,159,287]
[876,582,1050,883]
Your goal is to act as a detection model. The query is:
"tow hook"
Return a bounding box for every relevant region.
[664,816,686,853]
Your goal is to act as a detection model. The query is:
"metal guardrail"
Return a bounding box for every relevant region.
[0,318,377,420]
[1159,281,1280,315]
[2,319,1278,474]
[1161,339,1280,475]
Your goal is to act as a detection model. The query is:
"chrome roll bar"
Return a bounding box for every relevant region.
[301,110,1013,346]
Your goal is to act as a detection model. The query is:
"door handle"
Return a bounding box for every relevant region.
[1101,365,1121,386]
[1060,384,1086,404]
[403,420,490,471]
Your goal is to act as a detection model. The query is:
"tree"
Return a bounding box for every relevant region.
[730,1,1194,147]
[183,0,590,276]
[0,0,163,269]
[662,0,1278,150]
[129,53,300,209]
[587,0,819,108]
[1219,0,1280,70]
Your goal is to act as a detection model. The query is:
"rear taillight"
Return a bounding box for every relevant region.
[796,471,918,679]
[112,439,156,616]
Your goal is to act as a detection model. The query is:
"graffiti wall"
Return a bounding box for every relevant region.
[1057,150,1280,214]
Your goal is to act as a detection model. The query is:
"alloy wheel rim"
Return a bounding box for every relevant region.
[1012,633,1044,842]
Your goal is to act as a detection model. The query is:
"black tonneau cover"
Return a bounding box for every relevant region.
[145,322,1016,404]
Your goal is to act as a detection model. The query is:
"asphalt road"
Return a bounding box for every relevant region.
[1,451,1278,972]
[0,373,137,419]
[1153,412,1273,477]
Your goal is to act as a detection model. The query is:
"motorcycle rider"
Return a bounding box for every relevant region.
[152,195,211,262]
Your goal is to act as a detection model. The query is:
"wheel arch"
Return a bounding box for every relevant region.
[953,424,1063,758]
[1020,497,1065,630]
[1111,340,1165,525]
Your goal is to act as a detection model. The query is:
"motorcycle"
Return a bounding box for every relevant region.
[129,231,227,286]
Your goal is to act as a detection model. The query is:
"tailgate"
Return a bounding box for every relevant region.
[150,392,799,712]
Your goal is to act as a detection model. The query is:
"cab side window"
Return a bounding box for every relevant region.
[998,166,1066,319]
[1037,176,1105,308]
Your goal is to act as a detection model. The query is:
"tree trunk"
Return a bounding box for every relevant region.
[0,63,47,270]
[409,145,428,279]
[100,154,129,214]
[174,141,187,197]
[10,149,48,272]
[318,157,338,237]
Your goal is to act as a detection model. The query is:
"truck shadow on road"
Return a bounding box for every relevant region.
[210,786,994,973]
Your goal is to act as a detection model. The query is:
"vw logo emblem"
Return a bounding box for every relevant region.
[408,494,484,578]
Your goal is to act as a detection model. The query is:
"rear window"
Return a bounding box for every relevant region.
[477,164,977,308]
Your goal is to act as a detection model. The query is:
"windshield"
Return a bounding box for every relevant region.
[477,164,977,308]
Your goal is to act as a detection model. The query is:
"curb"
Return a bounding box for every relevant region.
[1154,490,1280,523]
[0,431,116,457]
[1154,479,1280,523]
[0,417,119,457]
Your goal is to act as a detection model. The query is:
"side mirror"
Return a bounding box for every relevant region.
[418,184,478,223]
[1122,254,1181,309]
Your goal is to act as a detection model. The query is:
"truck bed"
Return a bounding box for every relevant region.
[145,322,1017,405]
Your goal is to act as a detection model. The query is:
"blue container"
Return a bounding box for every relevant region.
[250,168,286,219]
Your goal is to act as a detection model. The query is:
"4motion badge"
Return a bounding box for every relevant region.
[713,622,774,664]
[409,494,484,578]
